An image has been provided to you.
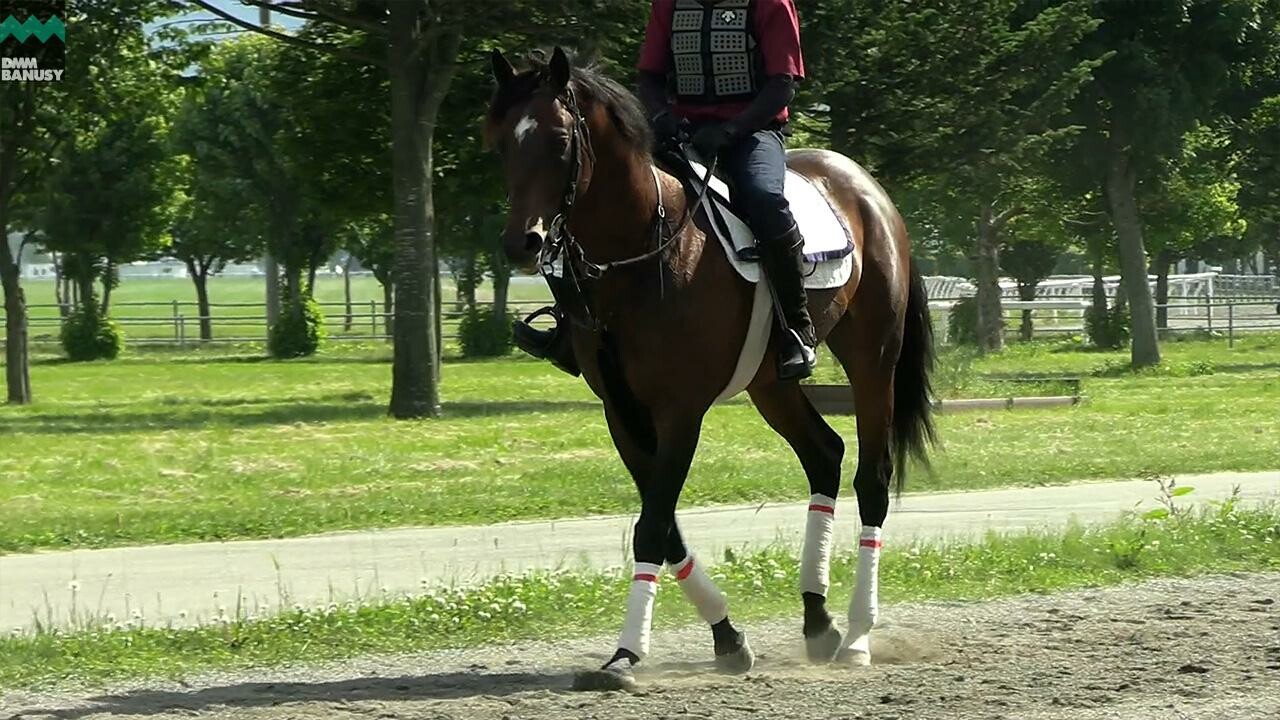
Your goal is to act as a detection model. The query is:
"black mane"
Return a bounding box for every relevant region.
[488,55,654,157]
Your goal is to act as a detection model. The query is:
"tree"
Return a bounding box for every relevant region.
[1237,95,1280,274]
[187,0,643,417]
[2,1,174,399]
[40,43,180,315]
[170,162,264,341]
[1064,0,1279,367]
[1141,125,1245,329]
[803,0,1104,354]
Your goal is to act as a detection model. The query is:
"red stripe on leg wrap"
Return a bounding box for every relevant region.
[633,573,659,583]
[675,559,695,581]
[808,504,835,515]
[859,538,883,549]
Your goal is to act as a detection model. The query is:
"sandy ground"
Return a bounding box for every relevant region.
[5,572,1278,720]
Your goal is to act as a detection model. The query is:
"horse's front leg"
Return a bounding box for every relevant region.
[574,407,743,691]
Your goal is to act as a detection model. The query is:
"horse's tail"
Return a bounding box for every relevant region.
[891,261,936,495]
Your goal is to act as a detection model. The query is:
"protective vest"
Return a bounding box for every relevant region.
[671,0,762,104]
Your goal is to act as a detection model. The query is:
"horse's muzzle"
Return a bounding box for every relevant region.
[502,229,544,268]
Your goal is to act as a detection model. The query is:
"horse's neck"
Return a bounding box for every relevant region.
[574,151,661,252]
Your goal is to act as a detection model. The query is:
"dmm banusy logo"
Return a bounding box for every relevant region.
[0,0,64,82]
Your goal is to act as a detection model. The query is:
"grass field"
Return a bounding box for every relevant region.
[0,333,1277,553]
[2,499,1276,689]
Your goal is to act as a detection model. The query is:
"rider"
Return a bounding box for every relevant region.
[512,0,817,380]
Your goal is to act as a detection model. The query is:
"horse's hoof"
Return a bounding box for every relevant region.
[573,666,639,693]
[836,648,872,667]
[715,634,755,674]
[804,625,843,663]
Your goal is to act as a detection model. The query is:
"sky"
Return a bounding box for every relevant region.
[147,0,303,38]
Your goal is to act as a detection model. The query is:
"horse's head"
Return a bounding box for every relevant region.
[485,47,589,270]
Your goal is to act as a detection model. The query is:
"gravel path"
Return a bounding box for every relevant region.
[6,470,1277,633]
[7,573,1278,720]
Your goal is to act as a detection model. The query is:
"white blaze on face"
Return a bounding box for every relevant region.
[514,112,539,146]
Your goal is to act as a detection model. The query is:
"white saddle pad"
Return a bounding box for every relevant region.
[687,160,855,290]
[685,160,855,403]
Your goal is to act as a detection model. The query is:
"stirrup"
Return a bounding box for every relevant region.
[777,328,817,382]
[512,306,561,358]
[512,306,580,377]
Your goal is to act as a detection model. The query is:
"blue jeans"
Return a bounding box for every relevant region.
[719,129,796,242]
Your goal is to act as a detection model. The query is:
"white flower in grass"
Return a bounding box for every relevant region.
[292,603,304,612]
[477,611,491,620]
[488,602,502,613]
[772,571,786,580]
[429,613,441,623]
[751,579,763,590]
[511,601,527,614]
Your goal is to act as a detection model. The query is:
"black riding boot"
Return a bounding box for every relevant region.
[761,225,818,381]
[512,306,580,377]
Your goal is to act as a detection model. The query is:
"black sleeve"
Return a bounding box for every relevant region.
[728,74,796,136]
[637,71,671,121]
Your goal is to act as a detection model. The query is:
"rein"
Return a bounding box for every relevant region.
[539,85,716,329]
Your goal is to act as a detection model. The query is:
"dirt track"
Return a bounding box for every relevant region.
[6,573,1280,720]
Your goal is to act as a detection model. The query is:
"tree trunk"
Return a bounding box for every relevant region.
[1154,248,1172,332]
[381,278,394,340]
[458,247,477,311]
[264,252,280,328]
[77,268,96,313]
[283,265,302,306]
[342,254,354,332]
[1017,281,1036,341]
[186,258,214,342]
[490,251,510,322]
[1104,133,1161,368]
[0,200,32,404]
[101,260,114,314]
[974,203,1004,354]
[386,14,461,419]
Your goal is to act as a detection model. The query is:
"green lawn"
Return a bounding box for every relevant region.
[1,334,1277,553]
[3,500,1276,689]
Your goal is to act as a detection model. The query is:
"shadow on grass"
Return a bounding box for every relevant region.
[0,398,602,434]
[31,671,578,718]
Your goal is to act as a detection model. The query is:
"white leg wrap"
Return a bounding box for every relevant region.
[800,493,838,596]
[843,526,883,658]
[617,562,661,659]
[669,554,728,625]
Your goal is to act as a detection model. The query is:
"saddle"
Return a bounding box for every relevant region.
[655,148,856,287]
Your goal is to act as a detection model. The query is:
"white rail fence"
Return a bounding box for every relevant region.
[4,273,1278,348]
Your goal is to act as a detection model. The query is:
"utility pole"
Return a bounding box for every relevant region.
[260,4,281,332]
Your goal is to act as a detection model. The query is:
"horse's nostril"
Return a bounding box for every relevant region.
[524,232,544,252]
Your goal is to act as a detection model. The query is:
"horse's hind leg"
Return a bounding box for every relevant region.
[748,380,846,662]
[824,308,900,666]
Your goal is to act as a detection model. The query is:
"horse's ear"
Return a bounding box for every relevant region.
[491,49,516,87]
[549,46,571,94]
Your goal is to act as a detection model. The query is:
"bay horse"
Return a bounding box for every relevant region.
[486,48,935,691]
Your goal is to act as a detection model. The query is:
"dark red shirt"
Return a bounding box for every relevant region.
[637,0,805,123]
